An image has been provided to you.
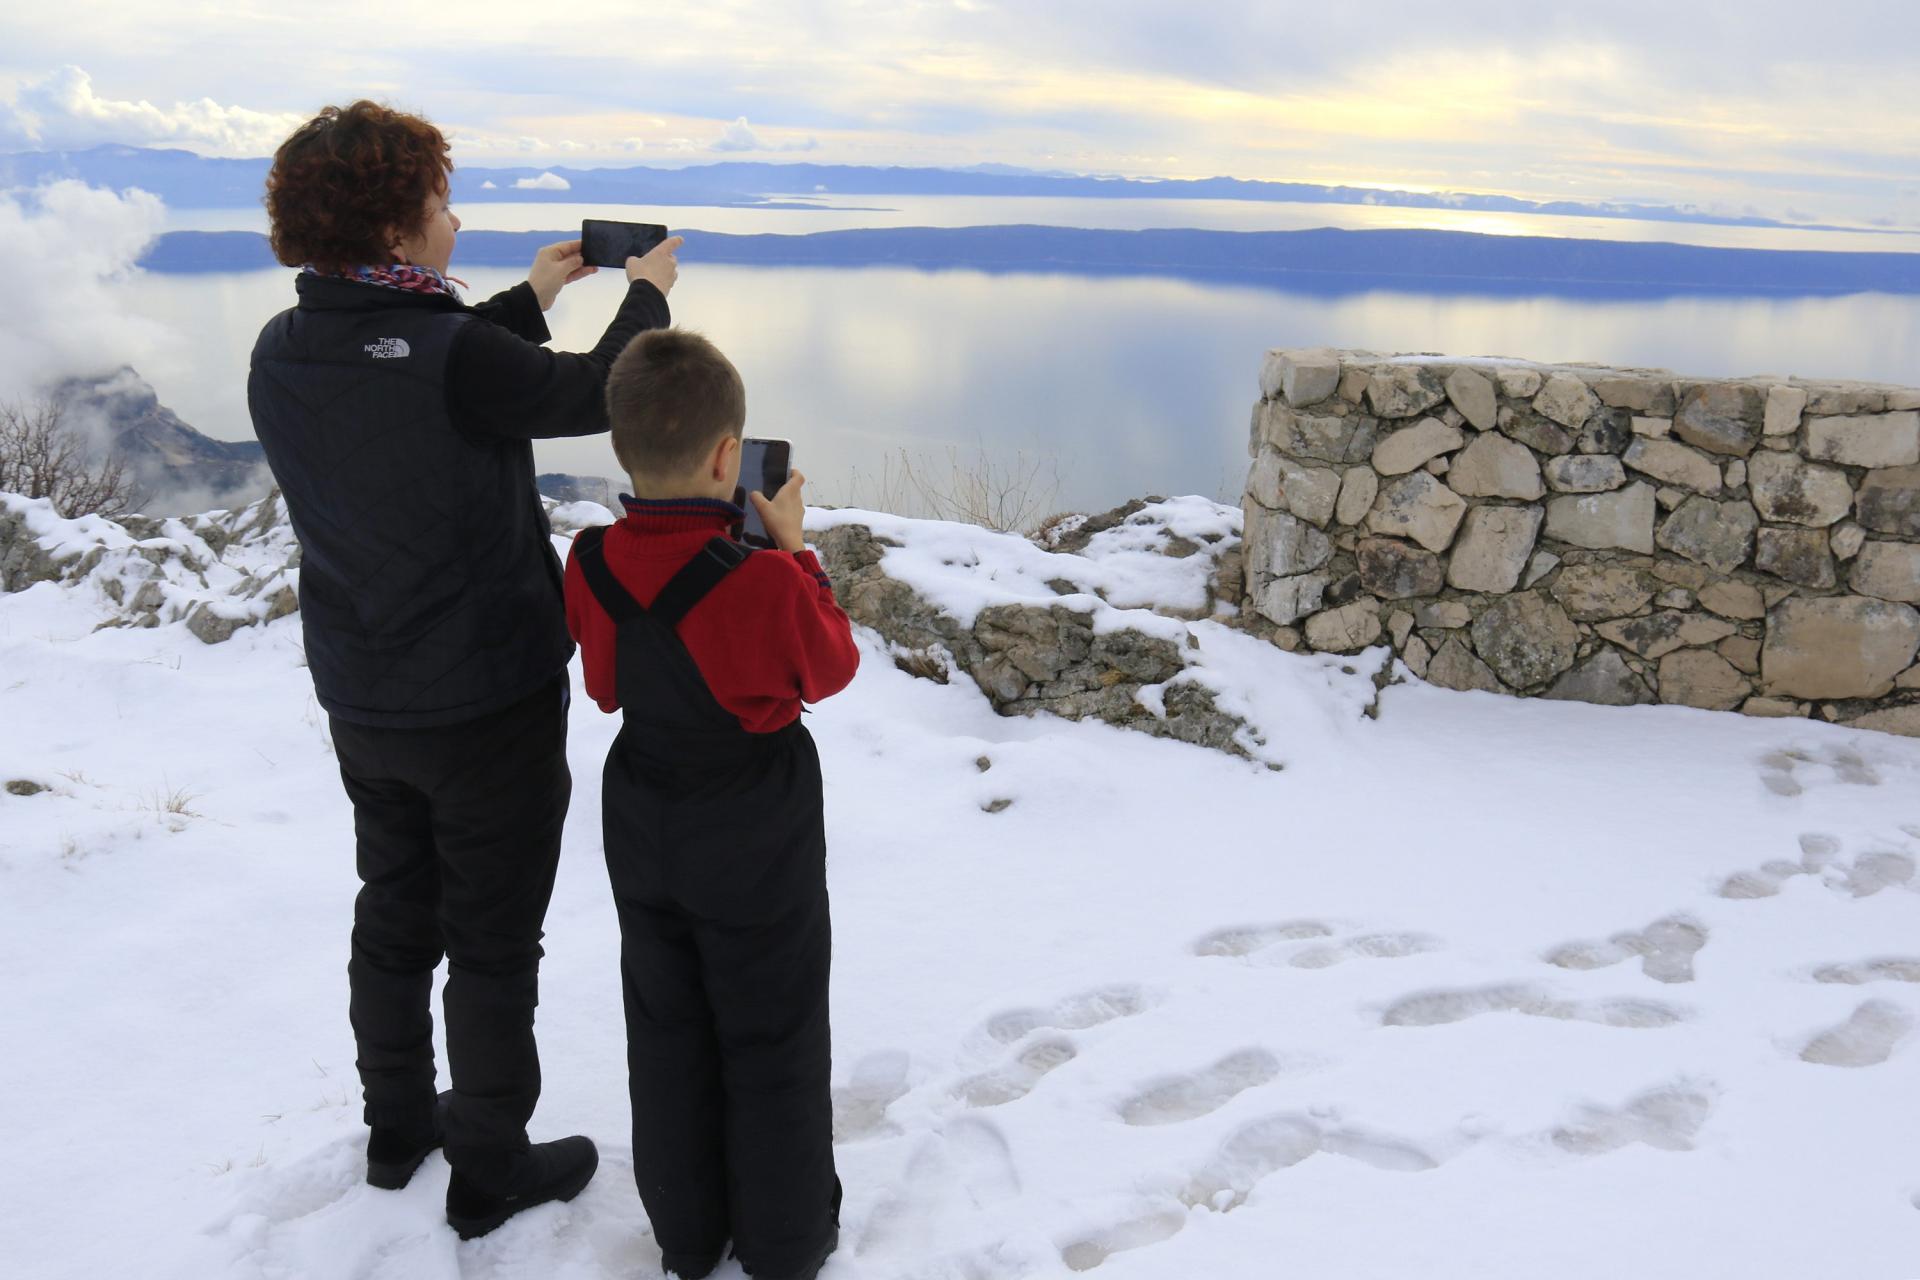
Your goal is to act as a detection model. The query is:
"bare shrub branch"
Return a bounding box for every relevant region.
[0,398,140,518]
[835,443,1063,535]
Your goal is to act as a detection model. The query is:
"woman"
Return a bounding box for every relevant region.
[247,99,680,1239]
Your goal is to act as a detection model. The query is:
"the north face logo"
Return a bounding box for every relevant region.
[364,338,412,359]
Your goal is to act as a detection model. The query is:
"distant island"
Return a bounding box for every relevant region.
[8,144,1915,239]
[138,225,1920,298]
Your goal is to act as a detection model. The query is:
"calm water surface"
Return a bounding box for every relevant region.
[121,262,1920,514]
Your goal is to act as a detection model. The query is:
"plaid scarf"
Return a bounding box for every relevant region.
[302,262,462,300]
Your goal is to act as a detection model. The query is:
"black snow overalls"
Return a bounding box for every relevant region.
[573,525,839,1277]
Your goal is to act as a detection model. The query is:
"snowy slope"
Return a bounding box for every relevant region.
[2,502,1920,1280]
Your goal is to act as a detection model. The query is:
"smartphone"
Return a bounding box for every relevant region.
[581,218,669,269]
[734,438,794,550]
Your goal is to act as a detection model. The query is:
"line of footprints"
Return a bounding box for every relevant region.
[836,814,1920,1271]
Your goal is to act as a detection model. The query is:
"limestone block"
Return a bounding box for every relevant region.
[1366,473,1468,553]
[1425,635,1505,693]
[1806,385,1889,415]
[1658,651,1752,711]
[1578,415,1632,456]
[1543,649,1656,706]
[1805,412,1920,469]
[1388,610,1416,647]
[1447,506,1544,594]
[1698,579,1766,621]
[1899,664,1920,691]
[1262,404,1381,465]
[1366,367,1447,419]
[1496,367,1544,399]
[1534,374,1601,430]
[1357,537,1445,599]
[1597,611,1695,660]
[1632,416,1673,439]
[1469,592,1579,689]
[1261,349,1343,406]
[1373,418,1466,476]
[1593,376,1673,414]
[1850,542,1920,604]
[1856,465,1920,538]
[1761,596,1920,699]
[1403,634,1433,678]
[1718,635,1762,674]
[1544,455,1627,493]
[1337,368,1371,403]
[1754,526,1836,589]
[1550,564,1657,621]
[1745,451,1852,527]
[1523,551,1560,587]
[1623,438,1722,494]
[1444,368,1499,431]
[1656,587,1695,610]
[1844,705,1920,738]
[1764,385,1808,436]
[1305,602,1383,653]
[1725,460,1747,490]
[1656,487,1686,510]
[1248,451,1342,526]
[1500,410,1576,456]
[1335,467,1380,526]
[1656,496,1758,574]
[1246,511,1334,580]
[1448,433,1545,500]
[1742,697,1805,718]
[1544,482,1657,554]
[1832,522,1867,560]
[1673,383,1764,457]
[1253,573,1332,626]
[1416,600,1473,629]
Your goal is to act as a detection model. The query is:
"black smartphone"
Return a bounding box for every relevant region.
[581,218,669,269]
[734,438,794,549]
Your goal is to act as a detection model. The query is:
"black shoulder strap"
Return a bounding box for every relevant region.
[574,525,644,624]
[649,537,753,629]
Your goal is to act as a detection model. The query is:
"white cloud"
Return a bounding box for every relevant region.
[0,66,303,156]
[0,180,173,401]
[709,116,820,154]
[512,171,571,190]
[480,179,498,189]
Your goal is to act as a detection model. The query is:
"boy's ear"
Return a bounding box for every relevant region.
[711,433,740,482]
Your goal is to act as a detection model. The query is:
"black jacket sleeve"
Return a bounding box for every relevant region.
[444,279,670,440]
[465,280,551,344]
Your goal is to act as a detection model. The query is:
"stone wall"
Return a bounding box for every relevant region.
[1242,349,1920,737]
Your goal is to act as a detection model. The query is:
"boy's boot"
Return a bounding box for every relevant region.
[445,1136,600,1240]
[747,1178,842,1280]
[366,1090,451,1190]
[661,1242,730,1279]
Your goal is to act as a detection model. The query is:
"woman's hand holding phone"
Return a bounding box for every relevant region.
[527,239,596,311]
[748,469,808,554]
[626,236,685,297]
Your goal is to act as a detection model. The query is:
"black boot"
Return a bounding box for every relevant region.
[366,1091,450,1190]
[746,1178,841,1280]
[661,1242,729,1279]
[444,1136,599,1240]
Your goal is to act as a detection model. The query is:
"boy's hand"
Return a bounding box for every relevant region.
[528,239,596,311]
[627,235,685,296]
[749,469,808,554]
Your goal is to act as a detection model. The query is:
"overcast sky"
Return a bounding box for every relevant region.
[1,1,1915,227]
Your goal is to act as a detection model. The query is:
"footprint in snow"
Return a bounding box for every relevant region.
[1288,932,1440,969]
[1191,920,1333,958]
[983,984,1153,1045]
[1799,1000,1915,1068]
[1718,833,1915,901]
[857,1115,1020,1263]
[1550,1083,1714,1155]
[1811,958,1920,986]
[1545,916,1707,984]
[834,1050,912,1143]
[1381,984,1683,1030]
[1758,744,1883,797]
[1118,1048,1281,1126]
[954,1039,1077,1108]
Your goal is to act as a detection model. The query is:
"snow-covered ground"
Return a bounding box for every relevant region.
[3,500,1920,1280]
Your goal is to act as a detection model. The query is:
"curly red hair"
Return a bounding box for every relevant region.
[265,100,453,273]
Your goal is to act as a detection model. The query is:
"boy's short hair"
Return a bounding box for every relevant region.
[606,329,747,479]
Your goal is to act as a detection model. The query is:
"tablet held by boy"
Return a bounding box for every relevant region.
[564,329,859,1280]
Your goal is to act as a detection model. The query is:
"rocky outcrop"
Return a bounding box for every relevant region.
[1244,349,1920,737]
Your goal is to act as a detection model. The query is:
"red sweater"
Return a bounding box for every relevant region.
[564,496,860,732]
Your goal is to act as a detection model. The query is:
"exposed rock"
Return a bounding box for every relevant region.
[1447,506,1543,594]
[1356,538,1444,599]
[1334,466,1380,526]
[0,506,75,591]
[1658,651,1752,711]
[1754,526,1835,589]
[1544,482,1657,554]
[1305,601,1384,653]
[1425,635,1505,693]
[1262,349,1343,406]
[1805,412,1920,469]
[1403,634,1433,677]
[1447,433,1545,500]
[185,603,249,644]
[1551,564,1657,621]
[1698,579,1766,621]
[1656,497,1758,574]
[1261,405,1381,464]
[1523,552,1559,587]
[1742,697,1804,718]
[1593,376,1673,414]
[1425,457,1451,477]
[1543,649,1656,707]
[1444,368,1499,431]
[1469,592,1579,689]
[1246,511,1334,579]
[1656,587,1694,609]
[1365,473,1467,553]
[1843,705,1920,739]
[1365,367,1447,419]
[1764,385,1808,436]
[1388,609,1416,646]
[1623,438,1722,495]
[1597,611,1694,660]
[1248,452,1341,526]
[1416,600,1474,630]
[1761,596,1920,699]
[1544,455,1626,493]
[1496,367,1544,399]
[5,779,50,797]
[1725,460,1747,490]
[1577,415,1632,456]
[1718,635,1762,674]
[1500,409,1576,455]
[1373,418,1466,476]
[1337,367,1371,403]
[1855,465,1920,538]
[1850,542,1920,604]
[1632,416,1674,439]
[1534,373,1601,430]
[1900,664,1920,691]
[1746,452,1854,527]
[1252,573,1333,626]
[1832,522,1867,560]
[1673,383,1764,457]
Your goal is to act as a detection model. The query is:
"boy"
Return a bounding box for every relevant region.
[564,328,859,1280]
